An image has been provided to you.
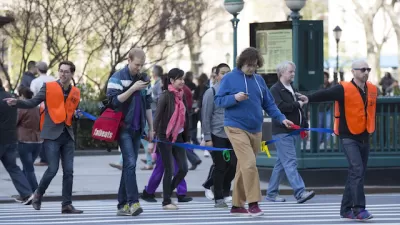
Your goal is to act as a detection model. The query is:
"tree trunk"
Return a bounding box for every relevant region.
[187,31,202,75]
[375,46,383,81]
[352,0,383,84]
[384,3,400,79]
[364,18,380,84]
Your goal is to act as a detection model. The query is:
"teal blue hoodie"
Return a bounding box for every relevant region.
[214,68,286,133]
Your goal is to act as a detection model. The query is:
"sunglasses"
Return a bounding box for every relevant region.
[353,68,372,73]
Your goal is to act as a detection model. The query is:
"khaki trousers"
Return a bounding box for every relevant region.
[224,126,262,207]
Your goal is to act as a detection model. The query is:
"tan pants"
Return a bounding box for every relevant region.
[224,126,262,207]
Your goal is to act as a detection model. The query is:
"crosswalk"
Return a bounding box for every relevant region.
[0,199,399,225]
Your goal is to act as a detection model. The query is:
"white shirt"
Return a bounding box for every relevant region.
[30,74,57,96]
[283,83,302,125]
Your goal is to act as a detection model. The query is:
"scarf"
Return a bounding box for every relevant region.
[166,84,186,142]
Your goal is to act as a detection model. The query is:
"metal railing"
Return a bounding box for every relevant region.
[257,97,400,169]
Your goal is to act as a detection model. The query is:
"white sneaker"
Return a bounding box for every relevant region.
[163,203,178,210]
[205,188,214,200]
[224,196,232,203]
[204,151,211,157]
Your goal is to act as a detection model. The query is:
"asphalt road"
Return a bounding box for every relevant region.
[0,194,399,225]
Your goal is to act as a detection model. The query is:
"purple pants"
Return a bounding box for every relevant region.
[145,151,187,195]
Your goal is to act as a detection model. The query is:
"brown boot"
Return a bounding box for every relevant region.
[61,205,84,214]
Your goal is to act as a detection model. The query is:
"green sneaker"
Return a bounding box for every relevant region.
[130,202,143,216]
[116,204,131,216]
[215,199,228,208]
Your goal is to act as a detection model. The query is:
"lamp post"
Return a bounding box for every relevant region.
[224,0,244,68]
[333,26,342,84]
[285,0,307,89]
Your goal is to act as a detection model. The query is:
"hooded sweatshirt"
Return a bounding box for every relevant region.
[214,68,286,133]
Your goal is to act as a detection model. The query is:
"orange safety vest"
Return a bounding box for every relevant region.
[39,102,45,131]
[333,81,377,135]
[45,82,80,127]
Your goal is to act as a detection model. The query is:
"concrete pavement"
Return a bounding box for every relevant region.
[1,150,399,204]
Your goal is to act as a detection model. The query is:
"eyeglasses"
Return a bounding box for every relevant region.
[59,69,71,74]
[353,68,371,73]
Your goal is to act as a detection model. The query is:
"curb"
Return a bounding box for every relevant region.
[2,187,400,204]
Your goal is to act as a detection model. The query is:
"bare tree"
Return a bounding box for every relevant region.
[1,0,43,91]
[352,0,388,80]
[92,0,189,92]
[38,0,94,69]
[74,32,107,89]
[169,0,219,75]
[384,0,400,76]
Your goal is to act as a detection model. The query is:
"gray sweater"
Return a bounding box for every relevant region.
[201,82,227,141]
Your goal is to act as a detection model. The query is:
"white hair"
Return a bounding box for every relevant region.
[276,61,296,77]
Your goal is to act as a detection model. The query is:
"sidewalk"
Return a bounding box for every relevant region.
[1,151,399,203]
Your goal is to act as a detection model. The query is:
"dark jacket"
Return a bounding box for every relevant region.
[270,81,309,134]
[193,85,209,110]
[307,80,370,143]
[19,71,36,89]
[106,66,152,134]
[0,87,17,144]
[17,107,42,143]
[318,82,332,112]
[183,85,193,110]
[154,91,190,142]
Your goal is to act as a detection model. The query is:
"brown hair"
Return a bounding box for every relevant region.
[236,47,264,69]
[59,61,76,73]
[197,73,208,87]
[18,86,34,99]
[128,48,146,60]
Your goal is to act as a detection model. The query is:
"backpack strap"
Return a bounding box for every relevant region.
[211,87,215,96]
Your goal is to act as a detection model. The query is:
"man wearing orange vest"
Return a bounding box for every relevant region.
[300,60,376,221]
[4,61,83,214]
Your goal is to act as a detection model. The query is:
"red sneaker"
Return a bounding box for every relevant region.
[248,203,264,217]
[230,207,250,216]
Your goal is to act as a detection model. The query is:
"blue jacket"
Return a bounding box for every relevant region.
[214,68,286,133]
[106,66,152,133]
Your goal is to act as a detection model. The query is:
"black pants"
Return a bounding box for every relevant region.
[340,138,369,215]
[203,164,215,189]
[210,134,237,201]
[190,113,200,145]
[158,134,188,205]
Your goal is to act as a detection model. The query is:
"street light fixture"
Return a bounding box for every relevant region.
[224,0,244,67]
[285,0,307,89]
[333,26,342,84]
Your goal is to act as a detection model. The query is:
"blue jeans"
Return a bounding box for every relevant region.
[318,110,332,144]
[38,144,47,163]
[0,143,32,198]
[142,123,152,166]
[18,142,41,192]
[38,131,75,206]
[186,149,201,165]
[267,134,305,199]
[340,138,369,215]
[117,128,142,208]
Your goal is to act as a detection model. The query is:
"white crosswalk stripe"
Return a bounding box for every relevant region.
[0,200,399,225]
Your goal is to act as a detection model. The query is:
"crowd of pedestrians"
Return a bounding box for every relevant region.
[0,47,375,221]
